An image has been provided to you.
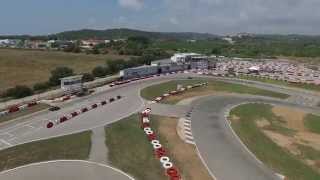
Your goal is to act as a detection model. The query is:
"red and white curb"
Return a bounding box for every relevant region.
[151,82,208,104]
[178,117,195,145]
[46,96,122,129]
[140,108,182,180]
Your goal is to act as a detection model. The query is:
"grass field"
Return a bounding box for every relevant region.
[0,131,91,172]
[140,79,289,104]
[0,48,131,93]
[0,103,50,124]
[229,103,320,180]
[105,113,211,180]
[239,75,320,92]
[105,114,166,180]
[304,114,320,134]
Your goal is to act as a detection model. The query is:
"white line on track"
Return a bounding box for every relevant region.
[0,160,135,180]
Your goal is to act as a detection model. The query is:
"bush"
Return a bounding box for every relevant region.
[82,73,95,82]
[49,67,74,86]
[92,66,107,78]
[33,82,50,92]
[5,85,34,99]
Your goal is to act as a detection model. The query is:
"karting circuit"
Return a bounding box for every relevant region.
[0,71,319,180]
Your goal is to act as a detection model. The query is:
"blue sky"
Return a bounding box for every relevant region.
[1,0,320,35]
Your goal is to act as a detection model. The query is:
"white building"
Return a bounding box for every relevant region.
[170,53,200,63]
[60,75,83,94]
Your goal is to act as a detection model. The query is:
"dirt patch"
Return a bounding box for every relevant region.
[263,130,297,152]
[256,119,271,128]
[296,132,320,151]
[229,115,240,124]
[156,117,213,180]
[272,106,306,131]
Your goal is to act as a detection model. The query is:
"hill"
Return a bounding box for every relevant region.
[0,28,218,41]
[53,28,218,40]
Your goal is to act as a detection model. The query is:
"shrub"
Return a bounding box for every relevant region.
[33,82,50,92]
[92,66,107,78]
[5,85,34,99]
[82,73,95,82]
[49,67,74,86]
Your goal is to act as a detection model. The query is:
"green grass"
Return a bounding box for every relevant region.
[304,114,320,134]
[239,75,320,92]
[230,103,320,180]
[105,114,166,180]
[0,103,50,124]
[140,79,289,104]
[0,131,91,172]
[296,144,320,161]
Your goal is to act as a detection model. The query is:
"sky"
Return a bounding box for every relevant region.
[0,0,319,35]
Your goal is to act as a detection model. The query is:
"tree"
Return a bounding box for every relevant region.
[33,82,50,92]
[82,73,95,82]
[91,46,100,54]
[49,67,74,86]
[5,85,34,99]
[92,66,107,78]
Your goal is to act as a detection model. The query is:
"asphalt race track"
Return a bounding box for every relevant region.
[0,160,134,180]
[0,73,319,180]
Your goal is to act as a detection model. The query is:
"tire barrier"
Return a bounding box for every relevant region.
[140,108,181,180]
[0,100,41,117]
[46,95,122,128]
[153,82,208,103]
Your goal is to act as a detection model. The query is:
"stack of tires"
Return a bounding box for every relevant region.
[140,108,181,180]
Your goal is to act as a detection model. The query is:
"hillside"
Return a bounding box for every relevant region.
[53,28,218,40]
[0,29,218,41]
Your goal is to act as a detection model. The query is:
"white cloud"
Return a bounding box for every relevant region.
[118,0,144,10]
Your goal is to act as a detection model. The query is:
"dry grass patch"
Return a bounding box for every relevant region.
[272,106,307,131]
[154,116,213,180]
[0,48,131,93]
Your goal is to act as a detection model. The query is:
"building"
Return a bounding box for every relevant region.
[60,75,83,94]
[188,56,209,69]
[120,66,158,79]
[170,53,200,63]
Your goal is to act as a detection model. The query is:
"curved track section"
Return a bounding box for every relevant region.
[190,95,319,180]
[0,160,134,180]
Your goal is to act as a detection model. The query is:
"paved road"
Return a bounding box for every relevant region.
[0,161,133,180]
[190,94,320,180]
[0,73,320,180]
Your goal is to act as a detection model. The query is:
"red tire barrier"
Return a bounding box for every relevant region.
[81,107,88,113]
[166,168,178,177]
[91,104,98,109]
[71,112,78,117]
[147,133,157,141]
[46,121,54,129]
[27,101,37,107]
[142,122,150,129]
[155,147,166,158]
[60,116,68,123]
[62,96,71,101]
[9,106,19,113]
[101,101,107,105]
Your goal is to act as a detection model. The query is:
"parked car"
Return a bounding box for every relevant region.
[49,106,60,111]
